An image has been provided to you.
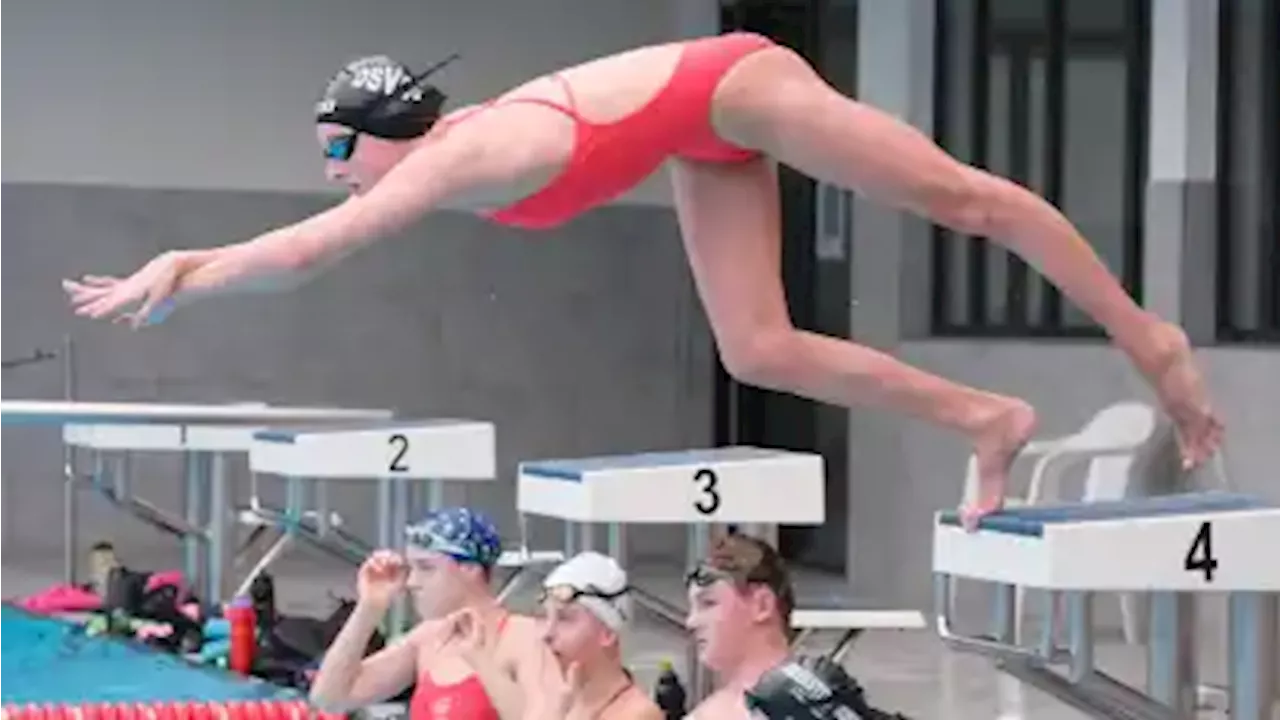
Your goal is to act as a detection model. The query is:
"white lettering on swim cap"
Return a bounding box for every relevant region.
[349,62,420,99]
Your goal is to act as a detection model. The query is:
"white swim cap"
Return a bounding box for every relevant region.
[542,551,632,632]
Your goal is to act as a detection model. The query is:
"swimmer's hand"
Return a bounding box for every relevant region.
[1136,322,1225,471]
[532,647,584,718]
[445,606,489,661]
[63,250,202,329]
[356,549,408,609]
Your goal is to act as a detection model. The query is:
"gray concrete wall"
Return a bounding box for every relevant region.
[2,0,723,569]
[0,0,709,205]
[1,183,714,565]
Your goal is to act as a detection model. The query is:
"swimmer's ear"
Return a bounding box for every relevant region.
[745,584,779,625]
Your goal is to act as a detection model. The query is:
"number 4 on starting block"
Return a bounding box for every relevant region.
[517,446,825,524]
[1183,520,1219,582]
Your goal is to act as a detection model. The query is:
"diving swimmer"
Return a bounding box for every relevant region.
[62,33,1224,524]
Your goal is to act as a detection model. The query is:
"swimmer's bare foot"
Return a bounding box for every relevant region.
[960,396,1038,531]
[1134,321,1225,470]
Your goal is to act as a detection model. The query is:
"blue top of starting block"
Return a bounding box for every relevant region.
[521,446,798,481]
[938,491,1274,537]
[253,419,479,443]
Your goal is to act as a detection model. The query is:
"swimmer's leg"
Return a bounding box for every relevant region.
[708,46,1222,469]
[669,157,1035,523]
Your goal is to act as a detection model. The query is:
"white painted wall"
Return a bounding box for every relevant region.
[2,0,717,204]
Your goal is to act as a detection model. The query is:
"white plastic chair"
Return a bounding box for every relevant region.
[959,400,1158,645]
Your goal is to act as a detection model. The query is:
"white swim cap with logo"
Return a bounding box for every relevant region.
[542,551,632,632]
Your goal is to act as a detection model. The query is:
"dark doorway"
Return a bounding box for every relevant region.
[715,0,858,575]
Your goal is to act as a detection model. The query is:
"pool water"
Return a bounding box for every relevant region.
[1,604,301,705]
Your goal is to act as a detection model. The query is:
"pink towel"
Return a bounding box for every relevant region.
[17,584,102,613]
[144,570,189,597]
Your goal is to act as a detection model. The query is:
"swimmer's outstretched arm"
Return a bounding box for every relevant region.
[171,124,506,305]
[67,118,522,326]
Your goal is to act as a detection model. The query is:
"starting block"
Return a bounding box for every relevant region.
[247,420,561,630]
[2,399,393,606]
[1,400,391,426]
[933,491,1279,720]
[244,420,497,591]
[250,419,496,480]
[518,446,825,524]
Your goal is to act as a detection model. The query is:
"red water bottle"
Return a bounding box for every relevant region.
[226,596,257,675]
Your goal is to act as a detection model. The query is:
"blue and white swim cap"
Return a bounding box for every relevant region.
[405,507,502,569]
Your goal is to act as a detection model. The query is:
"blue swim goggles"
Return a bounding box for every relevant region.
[322,133,358,162]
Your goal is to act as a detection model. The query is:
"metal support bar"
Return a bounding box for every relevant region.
[632,586,689,630]
[182,452,210,591]
[934,572,1186,720]
[1228,591,1279,720]
[1146,592,1198,716]
[687,524,715,703]
[1066,591,1094,683]
[208,453,231,604]
[388,478,410,634]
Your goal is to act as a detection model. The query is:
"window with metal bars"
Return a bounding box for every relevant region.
[930,0,1149,337]
[1217,0,1279,343]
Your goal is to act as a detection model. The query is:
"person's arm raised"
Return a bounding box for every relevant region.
[308,599,417,713]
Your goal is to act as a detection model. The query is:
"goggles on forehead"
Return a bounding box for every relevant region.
[539,583,630,605]
[322,132,358,161]
[404,526,472,562]
[684,564,740,588]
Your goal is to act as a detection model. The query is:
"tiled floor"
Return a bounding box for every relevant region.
[2,549,1264,719]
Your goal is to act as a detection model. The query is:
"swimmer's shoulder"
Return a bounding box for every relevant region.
[402,615,450,651]
[606,686,664,719]
[685,688,752,720]
[494,612,544,655]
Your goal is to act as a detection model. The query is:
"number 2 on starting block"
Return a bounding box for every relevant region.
[517,446,826,524]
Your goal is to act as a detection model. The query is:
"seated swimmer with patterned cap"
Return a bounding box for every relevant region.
[685,533,911,720]
[310,507,549,719]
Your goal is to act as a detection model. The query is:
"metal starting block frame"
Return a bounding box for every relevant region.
[247,420,563,632]
[932,491,1280,720]
[1,399,393,605]
[790,597,927,663]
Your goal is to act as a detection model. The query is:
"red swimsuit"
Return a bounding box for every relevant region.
[408,613,511,720]
[406,611,635,719]
[441,32,777,230]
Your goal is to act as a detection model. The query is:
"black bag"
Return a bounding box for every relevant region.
[744,655,911,720]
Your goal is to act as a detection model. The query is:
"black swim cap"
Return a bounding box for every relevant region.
[314,53,459,139]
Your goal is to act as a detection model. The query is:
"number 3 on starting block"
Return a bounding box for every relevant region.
[692,467,722,515]
[518,447,826,524]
